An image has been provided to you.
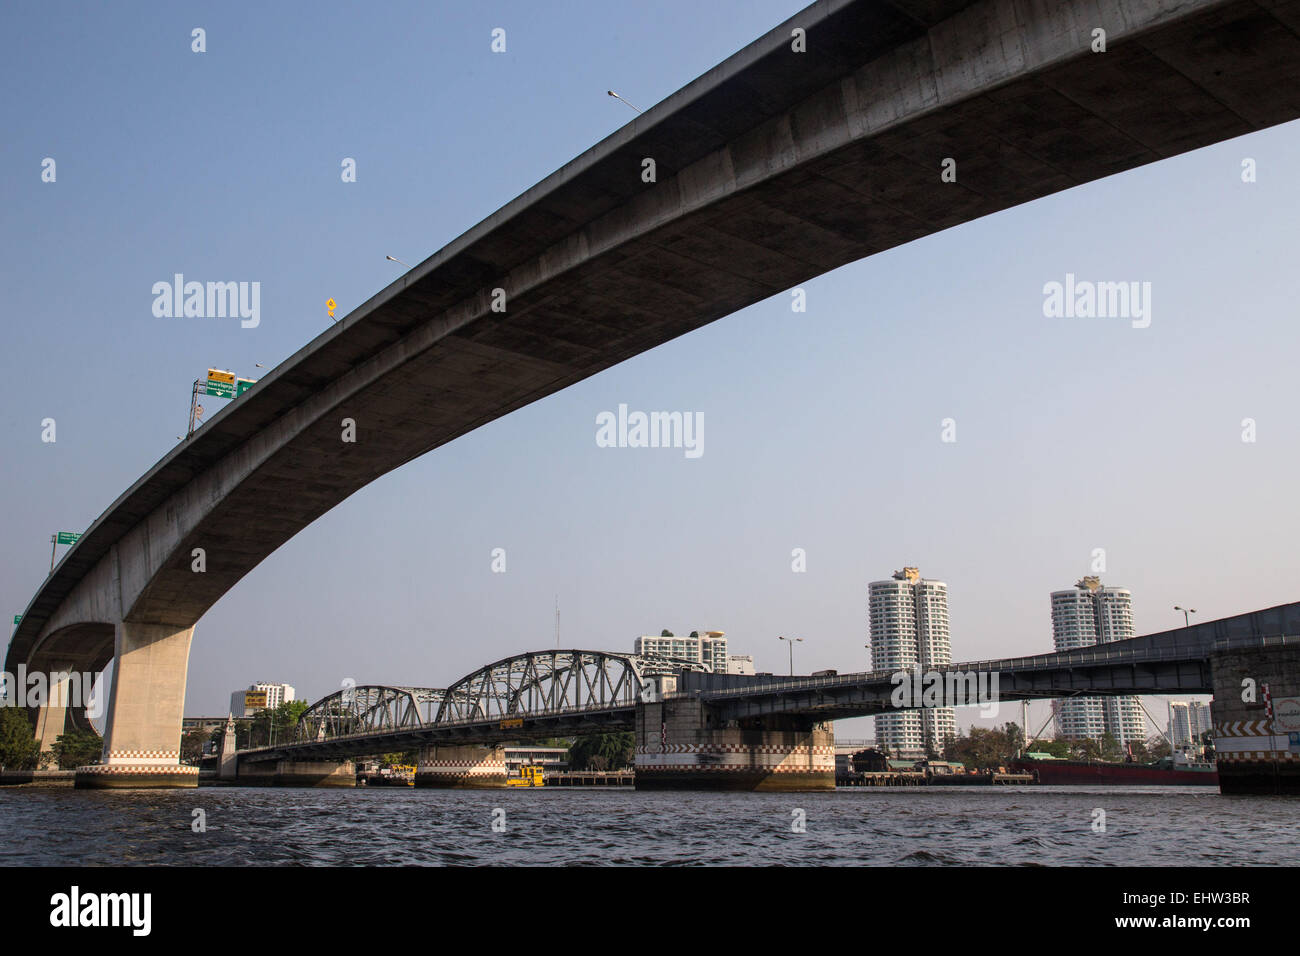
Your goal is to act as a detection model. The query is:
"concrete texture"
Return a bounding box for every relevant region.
[7,0,1300,784]
[635,697,835,791]
[74,622,197,789]
[1210,645,1300,794]
[415,744,508,788]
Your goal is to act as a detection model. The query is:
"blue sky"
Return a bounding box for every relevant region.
[4,1,1297,739]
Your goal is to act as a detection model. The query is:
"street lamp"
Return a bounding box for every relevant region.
[606,90,643,114]
[778,635,803,676]
[1174,605,1197,628]
[386,255,412,269]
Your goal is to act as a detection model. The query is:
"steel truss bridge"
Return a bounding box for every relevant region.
[243,603,1300,763]
[244,650,701,762]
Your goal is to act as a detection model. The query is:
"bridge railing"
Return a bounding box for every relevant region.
[685,633,1300,701]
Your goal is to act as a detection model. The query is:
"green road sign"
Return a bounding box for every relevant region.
[206,368,236,399]
[12,615,20,626]
[55,531,81,546]
[236,377,256,396]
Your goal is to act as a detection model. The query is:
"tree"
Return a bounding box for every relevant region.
[942,725,1023,770]
[1004,721,1025,755]
[0,708,41,769]
[1099,732,1123,762]
[181,727,210,764]
[248,700,310,748]
[50,729,102,770]
[568,732,634,770]
[1026,738,1071,758]
[1146,737,1172,760]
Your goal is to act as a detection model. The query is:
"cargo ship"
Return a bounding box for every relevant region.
[1010,751,1218,786]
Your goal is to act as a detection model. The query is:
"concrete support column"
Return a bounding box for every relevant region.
[33,669,73,759]
[75,621,198,789]
[634,698,835,791]
[1211,646,1300,795]
[415,744,507,788]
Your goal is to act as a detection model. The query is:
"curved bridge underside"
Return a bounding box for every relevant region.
[8,0,1300,784]
[12,0,1300,680]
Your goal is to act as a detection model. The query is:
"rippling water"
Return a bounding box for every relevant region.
[2,785,1297,866]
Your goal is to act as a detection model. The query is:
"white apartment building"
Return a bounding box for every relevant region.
[634,631,730,673]
[1169,700,1213,749]
[727,655,756,675]
[230,681,296,717]
[868,568,956,758]
[1050,578,1146,748]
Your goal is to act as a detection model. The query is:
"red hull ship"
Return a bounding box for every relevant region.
[1011,755,1218,786]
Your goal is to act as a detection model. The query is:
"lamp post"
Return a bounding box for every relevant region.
[606,90,643,114]
[1174,605,1196,628]
[386,255,412,269]
[778,635,803,676]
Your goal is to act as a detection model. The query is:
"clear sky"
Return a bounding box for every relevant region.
[4,1,1296,739]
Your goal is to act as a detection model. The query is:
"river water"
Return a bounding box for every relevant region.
[2,785,1296,866]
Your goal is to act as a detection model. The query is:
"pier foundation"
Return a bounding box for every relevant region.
[415,744,507,788]
[1211,645,1300,794]
[236,758,355,787]
[635,697,834,791]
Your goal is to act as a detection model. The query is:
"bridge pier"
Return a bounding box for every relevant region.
[236,759,355,787]
[33,666,75,758]
[75,622,198,789]
[415,744,507,788]
[1211,645,1300,794]
[634,697,834,791]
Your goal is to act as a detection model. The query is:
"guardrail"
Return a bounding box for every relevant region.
[684,633,1300,701]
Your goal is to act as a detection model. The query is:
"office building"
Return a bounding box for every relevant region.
[230,681,296,717]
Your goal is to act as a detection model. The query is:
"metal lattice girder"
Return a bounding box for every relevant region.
[435,650,699,724]
[296,685,445,741]
[291,652,712,744]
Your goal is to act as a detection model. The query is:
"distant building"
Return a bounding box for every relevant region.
[727,655,755,675]
[1050,578,1145,748]
[229,682,296,717]
[181,716,232,735]
[504,746,568,773]
[867,567,956,758]
[634,630,730,673]
[1169,700,1213,749]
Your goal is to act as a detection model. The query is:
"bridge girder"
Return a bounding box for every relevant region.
[295,685,444,742]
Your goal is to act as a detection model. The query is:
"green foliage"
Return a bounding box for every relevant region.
[1099,731,1123,762]
[1147,737,1172,760]
[1026,738,1071,758]
[942,722,1025,770]
[0,708,41,769]
[568,732,634,770]
[181,727,210,764]
[248,700,310,748]
[50,729,102,770]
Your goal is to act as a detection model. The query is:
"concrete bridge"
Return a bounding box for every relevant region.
[8,0,1300,788]
[224,604,1300,793]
